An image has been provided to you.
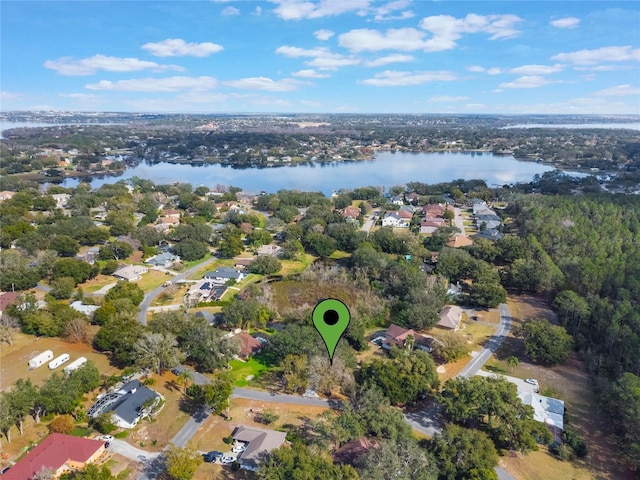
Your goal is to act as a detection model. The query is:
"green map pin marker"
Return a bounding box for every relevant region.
[312,299,350,364]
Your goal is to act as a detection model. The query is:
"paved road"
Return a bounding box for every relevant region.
[170,407,211,447]
[232,388,332,407]
[453,207,466,236]
[458,303,511,379]
[136,255,218,325]
[360,209,380,234]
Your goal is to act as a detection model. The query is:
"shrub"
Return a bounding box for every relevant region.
[90,412,117,434]
[49,414,75,434]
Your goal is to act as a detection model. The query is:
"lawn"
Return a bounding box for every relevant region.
[134,269,170,293]
[229,356,270,387]
[82,274,118,293]
[150,284,188,307]
[279,254,316,276]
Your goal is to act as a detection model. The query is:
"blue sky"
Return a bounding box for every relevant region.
[1,1,639,114]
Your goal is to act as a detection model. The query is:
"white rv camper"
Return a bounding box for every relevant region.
[63,356,87,375]
[28,350,54,369]
[49,353,70,370]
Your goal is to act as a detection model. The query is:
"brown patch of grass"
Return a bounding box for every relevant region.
[500,449,594,480]
[82,274,118,293]
[151,284,188,307]
[270,280,357,316]
[0,331,120,389]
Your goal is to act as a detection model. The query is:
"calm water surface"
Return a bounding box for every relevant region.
[57,151,570,195]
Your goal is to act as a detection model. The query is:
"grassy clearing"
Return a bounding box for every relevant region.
[229,356,270,387]
[150,284,188,307]
[500,449,595,480]
[270,280,358,315]
[329,250,351,260]
[134,269,169,293]
[82,274,118,293]
[279,254,316,276]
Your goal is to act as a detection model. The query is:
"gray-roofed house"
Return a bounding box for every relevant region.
[204,267,245,284]
[437,305,463,331]
[146,252,180,267]
[113,265,148,282]
[232,425,287,470]
[87,380,161,429]
[474,229,504,241]
[517,391,565,442]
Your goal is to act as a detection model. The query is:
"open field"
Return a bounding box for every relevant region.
[279,254,316,276]
[150,283,188,307]
[0,330,120,389]
[229,357,270,388]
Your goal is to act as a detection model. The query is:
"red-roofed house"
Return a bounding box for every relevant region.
[0,291,20,317]
[333,437,380,466]
[341,206,361,220]
[5,433,105,479]
[381,324,436,353]
[237,332,264,360]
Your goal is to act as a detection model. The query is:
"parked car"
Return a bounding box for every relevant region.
[232,443,247,454]
[99,435,114,442]
[525,378,539,386]
[1,466,11,475]
[220,456,235,464]
[203,451,223,463]
[104,442,110,449]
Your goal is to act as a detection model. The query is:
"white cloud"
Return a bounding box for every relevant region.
[466,66,502,75]
[44,55,183,75]
[271,0,370,20]
[0,91,22,100]
[301,99,322,107]
[372,0,414,22]
[85,76,218,92]
[255,6,262,15]
[221,6,240,16]
[551,46,640,65]
[141,38,223,57]
[276,45,360,70]
[592,84,640,97]
[340,14,522,53]
[487,68,503,75]
[508,64,564,75]
[314,29,334,41]
[339,28,430,52]
[59,93,100,100]
[467,65,485,73]
[550,17,580,29]
[223,77,307,91]
[365,54,413,67]
[360,70,456,86]
[292,69,330,78]
[498,75,554,89]
[428,95,469,102]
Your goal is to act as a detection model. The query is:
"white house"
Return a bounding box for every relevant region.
[382,212,408,228]
[113,265,148,281]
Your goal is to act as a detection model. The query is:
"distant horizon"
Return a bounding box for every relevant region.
[2,1,638,115]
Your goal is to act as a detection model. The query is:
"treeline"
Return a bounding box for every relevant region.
[507,192,640,469]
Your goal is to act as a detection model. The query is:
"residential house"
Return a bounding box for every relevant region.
[4,433,106,480]
[87,380,161,429]
[341,206,361,221]
[0,191,16,202]
[333,438,379,466]
[204,267,244,284]
[474,229,504,241]
[234,257,255,269]
[158,216,180,227]
[404,192,421,204]
[232,425,287,470]
[390,196,404,206]
[382,212,408,228]
[517,391,565,443]
[70,301,99,317]
[146,252,180,268]
[380,324,436,353]
[113,265,148,282]
[257,244,282,257]
[187,280,227,304]
[420,217,446,234]
[396,209,413,220]
[51,193,71,209]
[0,291,20,317]
[423,203,447,217]
[437,305,463,331]
[236,332,264,359]
[76,246,100,265]
[162,209,181,218]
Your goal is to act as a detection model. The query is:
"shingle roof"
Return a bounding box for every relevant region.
[233,426,286,466]
[5,433,104,480]
[205,267,243,280]
[110,380,159,425]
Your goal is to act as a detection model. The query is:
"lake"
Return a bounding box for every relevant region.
[54,151,574,195]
